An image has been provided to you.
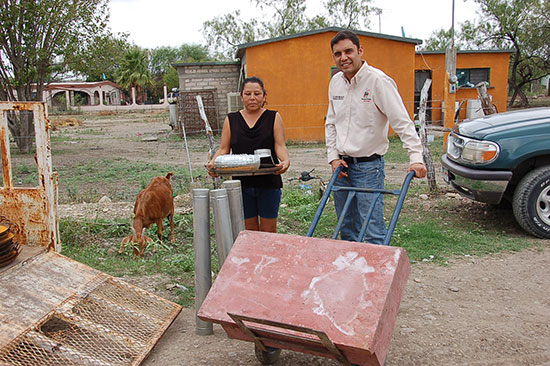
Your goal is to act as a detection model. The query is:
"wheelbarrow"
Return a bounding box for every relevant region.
[198,168,416,365]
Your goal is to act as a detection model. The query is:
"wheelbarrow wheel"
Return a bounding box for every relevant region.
[254,344,281,365]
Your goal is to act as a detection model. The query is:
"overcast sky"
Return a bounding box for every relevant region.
[108,0,480,49]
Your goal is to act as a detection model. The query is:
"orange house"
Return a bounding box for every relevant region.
[415,50,512,123]
[179,28,512,141]
[237,27,422,141]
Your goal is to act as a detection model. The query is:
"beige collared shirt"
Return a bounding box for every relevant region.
[326,61,423,165]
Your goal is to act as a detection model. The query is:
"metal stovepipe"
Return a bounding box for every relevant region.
[192,188,213,335]
[222,180,245,242]
[210,188,234,267]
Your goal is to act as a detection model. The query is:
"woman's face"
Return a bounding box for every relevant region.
[241,82,265,112]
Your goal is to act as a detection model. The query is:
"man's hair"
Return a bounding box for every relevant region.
[330,30,361,50]
[240,76,266,95]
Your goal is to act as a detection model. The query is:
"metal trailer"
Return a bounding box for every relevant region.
[0,102,181,365]
[198,167,416,366]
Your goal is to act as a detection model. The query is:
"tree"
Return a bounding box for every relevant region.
[116,48,152,104]
[421,21,489,51]
[422,0,550,107]
[65,33,132,82]
[324,0,378,29]
[0,0,110,152]
[148,44,211,102]
[474,0,549,107]
[253,0,309,37]
[202,0,379,60]
[149,45,211,76]
[202,10,262,60]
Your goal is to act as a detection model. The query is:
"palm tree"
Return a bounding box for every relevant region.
[116,48,152,104]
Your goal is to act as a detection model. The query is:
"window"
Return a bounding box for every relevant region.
[227,92,243,113]
[457,68,490,88]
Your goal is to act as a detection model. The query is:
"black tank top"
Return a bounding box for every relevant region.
[228,109,283,189]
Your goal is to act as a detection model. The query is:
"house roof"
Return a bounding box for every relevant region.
[43,80,121,90]
[236,27,423,59]
[171,61,240,67]
[417,49,514,55]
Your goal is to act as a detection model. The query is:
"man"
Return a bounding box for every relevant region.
[325,30,427,244]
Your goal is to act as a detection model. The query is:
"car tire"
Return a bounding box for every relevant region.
[512,166,550,238]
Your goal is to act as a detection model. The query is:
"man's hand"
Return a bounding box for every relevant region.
[330,159,348,178]
[408,162,427,178]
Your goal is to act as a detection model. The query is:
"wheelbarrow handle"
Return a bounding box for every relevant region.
[383,170,415,245]
[306,166,343,237]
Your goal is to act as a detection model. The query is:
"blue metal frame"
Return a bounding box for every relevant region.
[306,166,415,245]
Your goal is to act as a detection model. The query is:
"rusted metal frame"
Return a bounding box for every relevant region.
[56,308,147,349]
[102,277,183,366]
[32,102,59,251]
[0,108,13,189]
[85,292,160,323]
[26,330,110,366]
[57,274,162,324]
[110,276,175,304]
[227,312,352,366]
[0,101,59,251]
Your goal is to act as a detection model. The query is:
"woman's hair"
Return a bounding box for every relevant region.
[240,76,266,95]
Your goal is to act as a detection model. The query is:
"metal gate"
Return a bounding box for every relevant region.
[0,250,181,366]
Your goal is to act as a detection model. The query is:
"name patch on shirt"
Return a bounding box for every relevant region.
[333,95,344,101]
[361,89,372,102]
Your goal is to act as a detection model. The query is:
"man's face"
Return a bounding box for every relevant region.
[332,39,364,80]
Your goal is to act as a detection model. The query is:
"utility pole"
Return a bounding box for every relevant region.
[443,0,458,150]
[374,8,382,33]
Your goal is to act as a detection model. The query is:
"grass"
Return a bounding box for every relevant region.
[53,158,195,202]
[59,214,203,307]
[54,124,544,308]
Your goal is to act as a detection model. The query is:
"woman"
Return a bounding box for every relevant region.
[208,76,290,232]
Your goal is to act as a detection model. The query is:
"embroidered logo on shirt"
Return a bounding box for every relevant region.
[333,95,344,100]
[361,89,372,102]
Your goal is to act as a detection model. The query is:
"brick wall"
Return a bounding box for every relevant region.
[175,62,241,131]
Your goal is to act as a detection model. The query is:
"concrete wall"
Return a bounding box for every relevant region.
[176,62,241,131]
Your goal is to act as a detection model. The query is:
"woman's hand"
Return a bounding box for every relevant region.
[206,158,218,177]
[275,159,290,175]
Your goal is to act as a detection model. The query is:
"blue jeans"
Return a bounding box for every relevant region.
[333,157,387,244]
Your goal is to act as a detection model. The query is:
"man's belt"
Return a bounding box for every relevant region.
[339,154,381,164]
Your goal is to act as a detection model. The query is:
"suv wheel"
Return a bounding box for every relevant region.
[512,166,550,238]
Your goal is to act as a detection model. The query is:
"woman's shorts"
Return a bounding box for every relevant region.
[241,188,282,219]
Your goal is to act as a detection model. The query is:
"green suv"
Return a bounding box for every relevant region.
[441,107,550,238]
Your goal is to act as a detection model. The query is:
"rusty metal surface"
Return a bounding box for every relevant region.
[0,101,59,251]
[0,251,182,365]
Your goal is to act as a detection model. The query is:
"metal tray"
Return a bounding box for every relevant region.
[209,166,282,176]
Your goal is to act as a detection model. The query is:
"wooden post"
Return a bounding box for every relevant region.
[443,47,457,152]
[476,82,497,115]
[418,79,437,192]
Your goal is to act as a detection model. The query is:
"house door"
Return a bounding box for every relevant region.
[414,70,432,122]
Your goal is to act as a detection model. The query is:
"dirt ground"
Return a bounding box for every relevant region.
[47,112,550,366]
